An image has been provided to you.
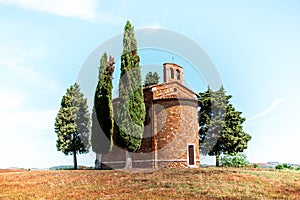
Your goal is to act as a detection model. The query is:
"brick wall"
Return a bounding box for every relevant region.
[163,63,184,84]
[153,99,200,168]
[101,81,200,169]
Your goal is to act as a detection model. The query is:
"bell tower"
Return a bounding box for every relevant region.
[163,63,184,85]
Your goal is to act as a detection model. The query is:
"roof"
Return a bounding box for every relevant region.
[144,81,199,101]
[163,63,183,69]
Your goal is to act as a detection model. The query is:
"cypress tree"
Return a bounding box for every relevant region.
[92,53,115,169]
[144,71,160,87]
[116,21,146,168]
[54,83,91,169]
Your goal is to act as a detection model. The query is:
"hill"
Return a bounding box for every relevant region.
[0,167,299,199]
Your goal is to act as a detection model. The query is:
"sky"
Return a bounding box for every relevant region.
[0,0,300,168]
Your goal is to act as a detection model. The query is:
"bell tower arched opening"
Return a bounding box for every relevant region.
[163,63,183,84]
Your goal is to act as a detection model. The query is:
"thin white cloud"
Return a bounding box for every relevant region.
[0,108,57,134]
[0,86,56,135]
[141,22,163,29]
[1,56,42,79]
[0,0,98,21]
[247,97,285,121]
[0,46,64,96]
[0,87,23,111]
[137,20,167,29]
[96,13,126,25]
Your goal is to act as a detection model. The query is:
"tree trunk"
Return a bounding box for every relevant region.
[216,151,220,167]
[73,151,78,170]
[125,150,132,169]
[95,153,102,170]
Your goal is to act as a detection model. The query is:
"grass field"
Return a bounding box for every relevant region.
[1,167,300,199]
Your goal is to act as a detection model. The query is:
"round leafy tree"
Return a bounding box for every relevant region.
[54,83,91,169]
[198,86,251,167]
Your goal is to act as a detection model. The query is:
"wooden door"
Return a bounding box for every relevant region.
[188,144,195,166]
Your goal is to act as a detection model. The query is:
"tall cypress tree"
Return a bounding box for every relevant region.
[92,53,115,169]
[198,86,251,167]
[54,83,91,169]
[116,21,146,168]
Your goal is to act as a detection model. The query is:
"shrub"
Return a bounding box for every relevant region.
[221,153,249,167]
[275,163,294,170]
[251,163,259,168]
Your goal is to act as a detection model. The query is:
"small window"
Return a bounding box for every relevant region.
[170,68,174,79]
[176,69,180,80]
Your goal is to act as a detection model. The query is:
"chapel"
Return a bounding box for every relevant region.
[102,63,200,168]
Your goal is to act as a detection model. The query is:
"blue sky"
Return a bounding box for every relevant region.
[0,0,300,168]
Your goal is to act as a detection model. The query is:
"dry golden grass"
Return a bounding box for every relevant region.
[1,167,300,199]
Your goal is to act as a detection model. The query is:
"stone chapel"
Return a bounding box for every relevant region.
[102,63,200,169]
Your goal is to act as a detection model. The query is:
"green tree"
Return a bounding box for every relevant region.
[116,20,146,168]
[144,71,160,87]
[91,53,115,169]
[198,86,251,167]
[54,83,91,169]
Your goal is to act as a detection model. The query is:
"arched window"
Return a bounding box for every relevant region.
[170,68,174,79]
[176,69,180,80]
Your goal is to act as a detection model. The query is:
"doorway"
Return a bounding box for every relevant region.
[187,143,196,167]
